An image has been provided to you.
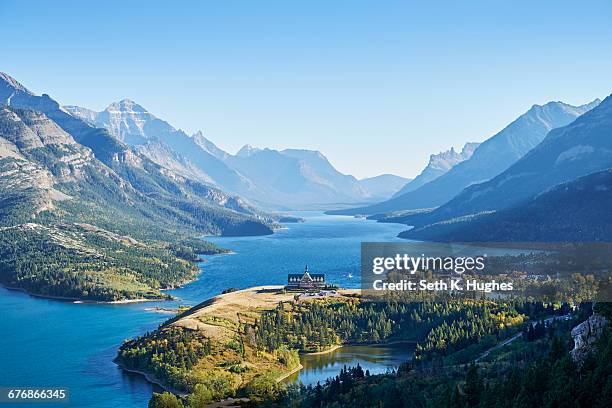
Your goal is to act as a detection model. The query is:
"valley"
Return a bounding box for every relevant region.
[1,71,611,408]
[0,212,407,407]
[3,3,612,407]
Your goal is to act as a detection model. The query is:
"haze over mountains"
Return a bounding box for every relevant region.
[392,142,479,197]
[330,99,600,216]
[401,93,612,240]
[4,69,611,246]
[65,99,254,193]
[66,100,409,209]
[402,168,612,242]
[0,73,275,236]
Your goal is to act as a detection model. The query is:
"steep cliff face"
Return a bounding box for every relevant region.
[330,99,600,216]
[0,73,276,233]
[571,314,608,364]
[392,142,479,197]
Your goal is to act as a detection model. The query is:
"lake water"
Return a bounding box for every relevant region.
[286,343,415,386]
[0,213,407,407]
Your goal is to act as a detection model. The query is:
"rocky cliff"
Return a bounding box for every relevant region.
[571,313,608,364]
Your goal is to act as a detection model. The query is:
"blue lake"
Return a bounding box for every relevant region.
[0,213,407,407]
[286,343,415,386]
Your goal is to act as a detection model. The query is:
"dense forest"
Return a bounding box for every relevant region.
[281,303,610,408]
[133,296,584,407]
[0,105,276,301]
[253,297,555,365]
[117,327,213,391]
[0,224,225,301]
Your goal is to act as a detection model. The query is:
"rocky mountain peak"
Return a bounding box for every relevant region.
[96,99,159,144]
[192,131,230,160]
[427,142,478,171]
[105,98,149,115]
[0,72,33,95]
[236,144,260,157]
[571,313,608,365]
[460,142,480,157]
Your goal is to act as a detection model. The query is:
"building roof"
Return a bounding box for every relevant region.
[288,273,325,279]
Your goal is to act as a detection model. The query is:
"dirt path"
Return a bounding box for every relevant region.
[474,314,570,363]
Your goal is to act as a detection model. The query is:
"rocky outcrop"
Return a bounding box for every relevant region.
[571,314,608,364]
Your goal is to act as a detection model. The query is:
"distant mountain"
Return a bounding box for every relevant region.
[223,147,406,207]
[0,72,280,301]
[281,148,368,197]
[63,105,97,124]
[401,168,612,242]
[192,130,230,161]
[392,142,479,197]
[359,174,411,201]
[329,100,600,216]
[67,101,402,209]
[401,93,612,231]
[224,147,361,207]
[236,144,262,158]
[0,73,273,234]
[133,140,215,184]
[66,99,253,194]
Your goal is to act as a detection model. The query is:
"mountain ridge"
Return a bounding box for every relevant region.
[401,168,612,242]
[328,99,600,216]
[400,93,612,230]
[66,100,408,208]
[392,142,479,197]
[0,72,276,235]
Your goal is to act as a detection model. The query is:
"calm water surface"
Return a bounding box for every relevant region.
[0,213,407,407]
[286,343,415,386]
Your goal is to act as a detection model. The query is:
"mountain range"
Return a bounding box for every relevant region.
[3,68,611,298]
[0,74,271,233]
[402,168,612,242]
[392,142,480,197]
[329,99,600,216]
[400,93,612,240]
[65,99,255,194]
[0,72,280,301]
[66,100,409,209]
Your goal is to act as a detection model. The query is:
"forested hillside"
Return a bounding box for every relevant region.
[402,168,612,242]
[127,291,571,407]
[277,303,610,408]
[0,73,278,301]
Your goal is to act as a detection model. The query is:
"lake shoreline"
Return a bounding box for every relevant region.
[304,339,417,356]
[1,212,408,407]
[275,364,304,382]
[0,284,166,304]
[113,359,188,397]
[0,246,236,305]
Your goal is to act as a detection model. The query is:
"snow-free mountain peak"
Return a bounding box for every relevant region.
[95,98,159,144]
[236,144,261,157]
[427,143,478,172]
[330,99,600,216]
[0,72,34,96]
[391,141,480,198]
[106,98,148,113]
[403,93,612,239]
[192,130,230,160]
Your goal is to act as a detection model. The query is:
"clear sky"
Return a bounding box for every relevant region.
[1,1,611,179]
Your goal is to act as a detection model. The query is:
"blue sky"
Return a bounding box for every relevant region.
[1,1,611,178]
